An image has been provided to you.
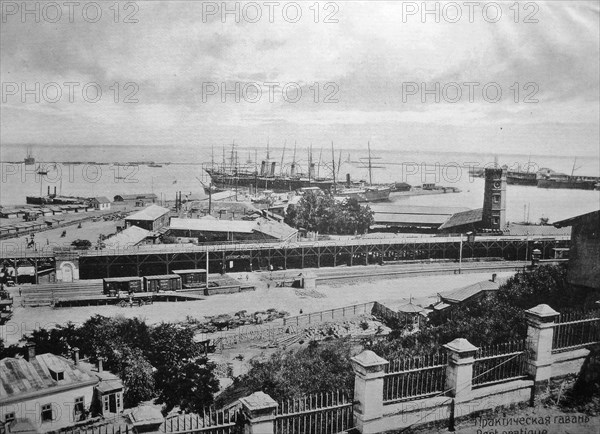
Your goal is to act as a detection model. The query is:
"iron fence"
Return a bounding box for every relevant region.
[274,390,354,434]
[283,302,374,327]
[552,310,600,353]
[162,408,239,434]
[383,352,447,403]
[472,340,529,387]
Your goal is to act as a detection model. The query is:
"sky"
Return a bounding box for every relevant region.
[1,1,599,157]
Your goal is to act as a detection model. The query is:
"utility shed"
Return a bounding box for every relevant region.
[125,205,170,231]
[103,277,143,294]
[143,275,181,292]
[554,210,599,290]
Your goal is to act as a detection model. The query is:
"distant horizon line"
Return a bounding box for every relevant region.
[2,142,598,160]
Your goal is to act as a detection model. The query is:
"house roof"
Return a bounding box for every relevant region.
[7,418,38,434]
[143,274,181,280]
[253,218,298,240]
[92,196,111,204]
[438,208,483,230]
[103,277,142,283]
[125,205,170,221]
[103,226,150,249]
[553,210,600,228]
[0,354,98,404]
[439,278,505,304]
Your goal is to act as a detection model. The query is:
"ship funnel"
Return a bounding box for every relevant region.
[309,163,315,180]
[270,162,276,177]
[260,161,267,176]
[47,186,50,196]
[290,163,296,177]
[346,173,351,187]
[53,186,57,196]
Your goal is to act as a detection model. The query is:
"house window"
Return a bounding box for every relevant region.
[493,195,500,204]
[74,396,84,414]
[5,412,15,423]
[103,396,109,412]
[493,217,500,225]
[116,393,122,410]
[41,404,53,422]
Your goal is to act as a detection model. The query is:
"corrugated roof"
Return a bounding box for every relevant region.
[125,205,170,221]
[439,278,505,304]
[103,226,150,249]
[438,208,483,230]
[505,223,571,236]
[0,354,98,404]
[373,213,451,226]
[370,205,468,215]
[170,218,255,233]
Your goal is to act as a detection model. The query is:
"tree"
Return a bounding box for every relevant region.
[221,339,356,403]
[158,357,220,414]
[285,192,374,235]
[119,347,156,408]
[149,323,219,413]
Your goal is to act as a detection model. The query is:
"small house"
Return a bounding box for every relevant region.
[89,197,111,211]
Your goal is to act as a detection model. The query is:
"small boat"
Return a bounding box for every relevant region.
[148,163,163,168]
[24,147,35,165]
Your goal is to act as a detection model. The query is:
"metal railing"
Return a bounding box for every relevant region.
[163,409,238,433]
[283,302,374,327]
[274,390,354,434]
[383,352,447,403]
[472,340,529,387]
[552,310,600,353]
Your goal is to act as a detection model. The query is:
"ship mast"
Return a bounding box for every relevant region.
[368,141,373,186]
[280,141,286,176]
[331,141,336,194]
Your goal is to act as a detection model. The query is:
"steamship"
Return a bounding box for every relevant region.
[205,159,334,192]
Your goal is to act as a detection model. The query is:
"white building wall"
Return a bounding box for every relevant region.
[0,383,96,432]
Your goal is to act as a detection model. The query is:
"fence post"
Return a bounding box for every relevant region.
[239,391,278,434]
[351,350,389,434]
[524,304,559,384]
[443,338,478,401]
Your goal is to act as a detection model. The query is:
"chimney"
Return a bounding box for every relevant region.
[346,173,351,187]
[98,357,104,373]
[72,347,80,365]
[491,273,497,282]
[26,342,36,361]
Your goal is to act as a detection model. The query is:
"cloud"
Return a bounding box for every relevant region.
[1,1,598,157]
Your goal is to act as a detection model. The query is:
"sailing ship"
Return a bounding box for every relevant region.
[335,142,391,203]
[204,142,335,192]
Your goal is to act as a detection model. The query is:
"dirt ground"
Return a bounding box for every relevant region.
[2,271,514,345]
[0,203,137,254]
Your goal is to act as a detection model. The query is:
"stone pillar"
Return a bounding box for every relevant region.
[524,304,559,383]
[239,391,278,434]
[351,350,389,434]
[443,338,478,401]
